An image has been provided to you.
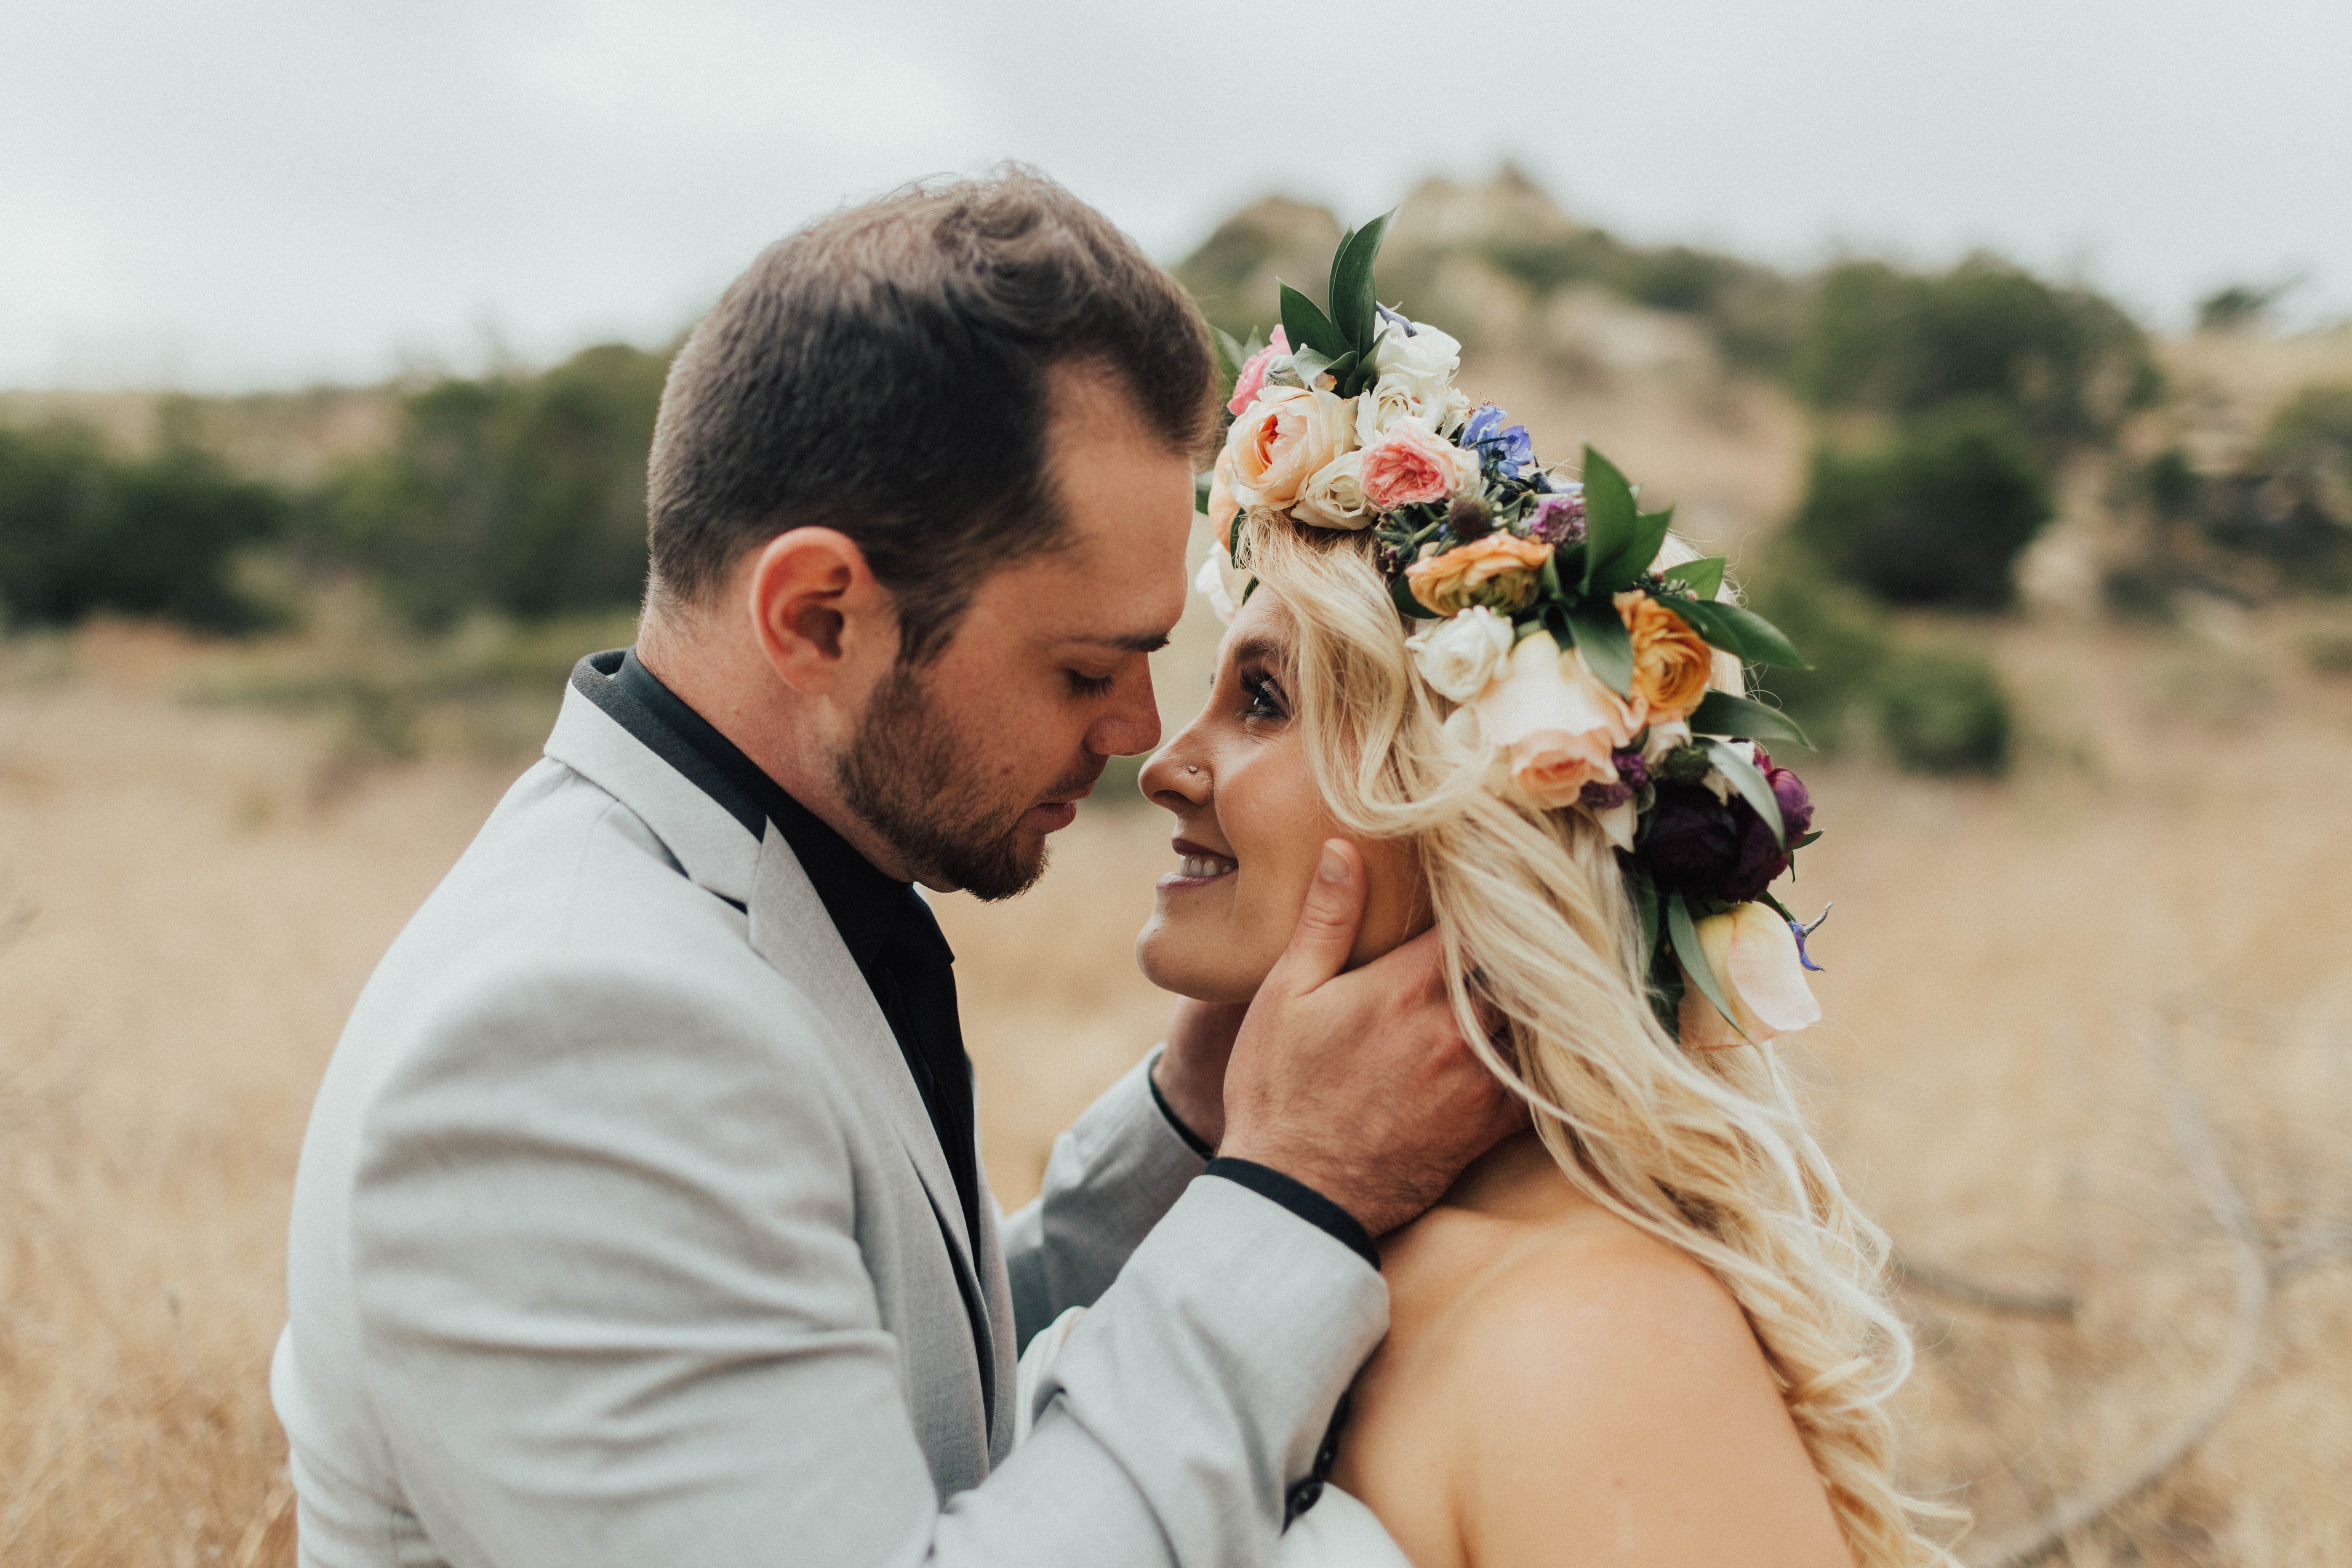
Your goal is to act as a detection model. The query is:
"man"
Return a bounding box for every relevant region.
[273,169,1516,1567]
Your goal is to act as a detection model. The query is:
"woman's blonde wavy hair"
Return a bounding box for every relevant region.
[1243,519,1957,1567]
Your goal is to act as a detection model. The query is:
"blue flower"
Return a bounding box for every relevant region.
[1463,403,1533,477]
[1789,903,1831,972]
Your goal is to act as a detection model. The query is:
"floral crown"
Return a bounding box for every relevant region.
[1198,214,1829,1049]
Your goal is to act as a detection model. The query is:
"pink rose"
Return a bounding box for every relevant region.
[1508,728,1619,809]
[1360,422,1475,512]
[1226,326,1289,416]
[1472,632,1649,808]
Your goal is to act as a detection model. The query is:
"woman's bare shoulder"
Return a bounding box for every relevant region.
[1410,1204,1851,1568]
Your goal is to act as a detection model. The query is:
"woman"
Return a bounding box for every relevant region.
[1034,223,1951,1566]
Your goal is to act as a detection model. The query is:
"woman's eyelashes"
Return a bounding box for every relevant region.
[1238,668,1288,722]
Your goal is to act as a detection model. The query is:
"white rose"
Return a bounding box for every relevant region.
[1293,450,1374,531]
[1372,317,1462,390]
[1354,379,1431,445]
[1407,605,1517,702]
[1194,543,1250,625]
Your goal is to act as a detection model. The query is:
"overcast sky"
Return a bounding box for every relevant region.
[5,0,2346,390]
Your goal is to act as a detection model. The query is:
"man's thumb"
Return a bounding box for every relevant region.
[1274,840,1367,991]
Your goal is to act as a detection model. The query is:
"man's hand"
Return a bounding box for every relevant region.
[1218,840,1526,1238]
[1152,998,1247,1150]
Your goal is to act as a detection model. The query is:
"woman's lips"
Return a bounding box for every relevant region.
[1158,840,1238,891]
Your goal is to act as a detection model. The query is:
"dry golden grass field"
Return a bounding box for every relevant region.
[5,344,2352,1565]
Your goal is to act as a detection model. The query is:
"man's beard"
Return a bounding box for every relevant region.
[835,662,1099,901]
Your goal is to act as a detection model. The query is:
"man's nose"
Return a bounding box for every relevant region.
[1090,660,1162,759]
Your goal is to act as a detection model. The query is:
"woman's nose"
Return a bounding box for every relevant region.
[1139,738,1209,810]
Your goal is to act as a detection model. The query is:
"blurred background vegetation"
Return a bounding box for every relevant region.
[4,166,2350,784]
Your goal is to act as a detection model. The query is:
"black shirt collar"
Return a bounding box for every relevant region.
[573,648,949,973]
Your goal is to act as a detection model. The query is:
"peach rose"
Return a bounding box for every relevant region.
[1222,385,1354,514]
[1207,448,1239,549]
[1677,901,1823,1049]
[1614,589,1716,722]
[1405,532,1553,616]
[1473,631,1649,807]
[1359,421,1478,511]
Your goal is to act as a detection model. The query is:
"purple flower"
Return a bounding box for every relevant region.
[1528,493,1586,544]
[1579,780,1633,811]
[1610,747,1650,789]
[1642,782,1742,896]
[1463,403,1534,477]
[1790,904,1829,972]
[1719,752,1815,904]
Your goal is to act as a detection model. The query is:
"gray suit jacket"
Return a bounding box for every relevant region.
[272,677,1388,1568]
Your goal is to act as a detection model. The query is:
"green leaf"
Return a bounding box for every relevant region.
[1210,325,1247,401]
[1290,344,1334,391]
[1705,739,1785,848]
[1793,829,1822,849]
[1243,329,1266,360]
[1327,211,1395,354]
[1595,504,1674,593]
[1705,602,1807,668]
[1661,555,1727,599]
[1564,599,1634,696]
[1579,447,1638,590]
[1324,349,1365,397]
[1688,690,1813,750]
[1278,282,1350,361]
[1390,574,1425,619]
[1666,891,1747,1042]
[1630,863,1661,967]
[1537,550,1563,602]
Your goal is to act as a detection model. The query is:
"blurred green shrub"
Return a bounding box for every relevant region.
[1788,406,2055,608]
[1792,256,2159,456]
[320,343,668,626]
[2300,621,2352,677]
[0,424,288,632]
[1742,549,2014,776]
[1874,645,2012,775]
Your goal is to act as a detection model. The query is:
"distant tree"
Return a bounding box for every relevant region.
[323,343,669,625]
[2195,279,2297,334]
[1788,404,2054,608]
[0,424,287,631]
[1792,255,2159,457]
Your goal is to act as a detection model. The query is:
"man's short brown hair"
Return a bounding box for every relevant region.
[645,167,1217,662]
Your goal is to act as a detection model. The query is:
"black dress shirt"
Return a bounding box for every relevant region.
[572,648,1379,1280]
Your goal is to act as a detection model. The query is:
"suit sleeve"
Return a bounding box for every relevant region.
[350,963,1383,1568]
[1000,1048,1212,1347]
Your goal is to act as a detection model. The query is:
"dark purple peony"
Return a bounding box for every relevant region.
[1719,750,1816,904]
[1644,752,1817,904]
[1642,782,1742,895]
[1579,779,1633,811]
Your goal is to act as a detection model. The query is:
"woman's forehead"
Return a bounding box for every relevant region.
[1219,585,1296,664]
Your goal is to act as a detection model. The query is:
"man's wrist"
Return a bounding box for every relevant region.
[1147,1050,1216,1158]
[1204,1157,1380,1271]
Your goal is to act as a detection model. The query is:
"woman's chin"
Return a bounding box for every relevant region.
[1134,917,1268,1006]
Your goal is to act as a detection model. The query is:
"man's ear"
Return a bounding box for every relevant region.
[744,527,896,694]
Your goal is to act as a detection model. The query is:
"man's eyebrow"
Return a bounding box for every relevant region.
[1066,631,1172,654]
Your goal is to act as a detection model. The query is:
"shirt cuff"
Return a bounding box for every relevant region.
[1204,1157,1379,1272]
[1146,1054,1217,1159]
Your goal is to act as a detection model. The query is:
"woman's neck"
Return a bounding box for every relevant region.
[1435,1127,1583,1225]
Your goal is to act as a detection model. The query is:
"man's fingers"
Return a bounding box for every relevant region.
[1267,839,1368,994]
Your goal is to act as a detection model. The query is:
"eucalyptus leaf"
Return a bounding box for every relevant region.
[1662,555,1728,599]
[1688,690,1813,750]
[1564,600,1634,696]
[1290,345,1334,391]
[1579,447,1638,590]
[1705,739,1785,848]
[1666,891,1746,1042]
[1278,283,1350,361]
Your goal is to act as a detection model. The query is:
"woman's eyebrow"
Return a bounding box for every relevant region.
[1227,635,1285,668]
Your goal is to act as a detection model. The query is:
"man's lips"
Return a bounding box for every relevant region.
[1160,837,1238,889]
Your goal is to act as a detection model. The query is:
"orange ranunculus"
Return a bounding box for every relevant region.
[1614,589,1716,722]
[1405,533,1553,616]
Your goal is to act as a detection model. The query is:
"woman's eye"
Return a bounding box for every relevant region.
[1239,672,1287,720]
[1067,669,1116,698]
